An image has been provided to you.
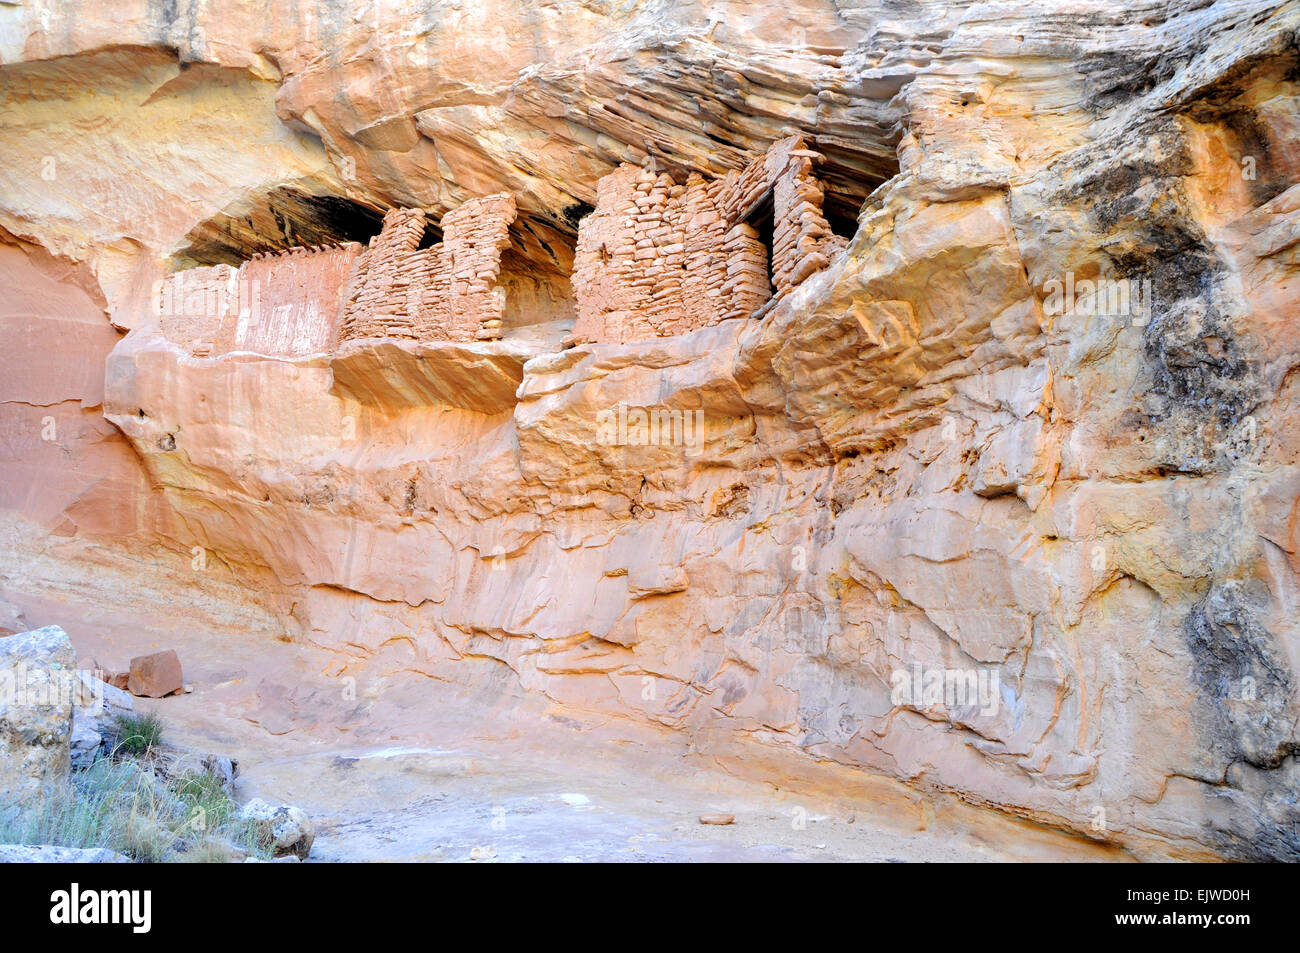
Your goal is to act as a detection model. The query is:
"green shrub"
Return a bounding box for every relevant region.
[180,839,234,864]
[0,720,271,863]
[171,770,236,829]
[168,769,270,860]
[110,711,164,756]
[0,760,178,861]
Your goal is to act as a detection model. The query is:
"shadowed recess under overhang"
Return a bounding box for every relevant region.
[174,186,388,267]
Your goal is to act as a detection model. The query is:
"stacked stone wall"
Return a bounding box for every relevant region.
[571,136,848,345]
[155,243,361,358]
[339,193,517,343]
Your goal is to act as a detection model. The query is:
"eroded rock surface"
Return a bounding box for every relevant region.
[0,845,132,863]
[0,626,75,802]
[2,0,1299,860]
[239,797,314,860]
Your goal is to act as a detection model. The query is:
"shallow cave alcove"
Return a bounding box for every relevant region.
[173,186,388,267]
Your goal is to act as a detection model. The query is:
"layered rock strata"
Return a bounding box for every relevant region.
[0,0,1297,862]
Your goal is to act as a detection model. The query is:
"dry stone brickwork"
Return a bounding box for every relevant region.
[155,243,361,358]
[155,154,837,356]
[155,194,517,355]
[759,139,850,293]
[338,193,517,344]
[570,136,849,345]
[234,244,361,355]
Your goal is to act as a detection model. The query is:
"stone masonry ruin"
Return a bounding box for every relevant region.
[337,193,517,344]
[154,242,363,358]
[154,139,848,358]
[154,192,519,356]
[12,0,1300,867]
[569,136,850,345]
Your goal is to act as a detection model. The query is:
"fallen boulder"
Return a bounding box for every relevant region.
[239,797,314,859]
[153,749,239,796]
[0,625,75,803]
[0,844,132,863]
[73,670,134,724]
[69,669,135,769]
[698,813,735,826]
[69,714,102,770]
[201,754,238,795]
[81,658,129,693]
[127,650,183,698]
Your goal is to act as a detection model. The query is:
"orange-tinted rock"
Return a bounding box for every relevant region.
[0,0,1298,864]
[127,650,183,698]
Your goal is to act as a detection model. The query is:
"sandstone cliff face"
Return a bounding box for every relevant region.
[2,0,1299,860]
